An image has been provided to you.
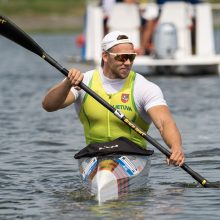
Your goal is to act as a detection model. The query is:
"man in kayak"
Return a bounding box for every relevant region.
[42,31,184,167]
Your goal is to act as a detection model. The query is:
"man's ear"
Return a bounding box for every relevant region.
[102,51,108,63]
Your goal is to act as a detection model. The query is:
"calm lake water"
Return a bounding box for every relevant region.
[0,33,220,220]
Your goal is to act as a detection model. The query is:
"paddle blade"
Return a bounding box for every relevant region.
[205,181,220,188]
[0,15,44,57]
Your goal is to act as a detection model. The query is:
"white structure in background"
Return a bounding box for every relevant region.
[82,1,220,75]
[108,3,141,49]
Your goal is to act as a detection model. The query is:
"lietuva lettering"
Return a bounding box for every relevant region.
[113,105,132,111]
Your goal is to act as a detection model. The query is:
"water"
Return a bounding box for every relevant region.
[0,33,220,220]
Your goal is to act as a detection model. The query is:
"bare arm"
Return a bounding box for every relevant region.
[42,68,83,112]
[147,105,185,166]
[140,19,156,55]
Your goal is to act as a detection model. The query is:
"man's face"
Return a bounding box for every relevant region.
[103,43,136,79]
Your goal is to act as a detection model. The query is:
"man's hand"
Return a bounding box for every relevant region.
[68,68,84,90]
[167,147,185,167]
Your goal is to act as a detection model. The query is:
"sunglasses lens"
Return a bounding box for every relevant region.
[115,54,136,62]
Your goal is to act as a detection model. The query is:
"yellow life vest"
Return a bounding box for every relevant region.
[79,70,150,149]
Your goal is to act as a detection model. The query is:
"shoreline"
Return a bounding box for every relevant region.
[5,11,220,34]
[7,14,84,33]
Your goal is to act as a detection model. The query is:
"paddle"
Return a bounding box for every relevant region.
[0,15,219,188]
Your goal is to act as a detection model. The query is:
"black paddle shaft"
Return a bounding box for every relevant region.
[0,14,217,188]
[77,83,211,187]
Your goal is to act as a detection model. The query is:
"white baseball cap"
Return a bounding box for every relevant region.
[101,31,134,51]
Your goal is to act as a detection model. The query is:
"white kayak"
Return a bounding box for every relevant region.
[74,137,153,204]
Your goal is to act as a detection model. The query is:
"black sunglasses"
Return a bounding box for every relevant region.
[106,51,136,62]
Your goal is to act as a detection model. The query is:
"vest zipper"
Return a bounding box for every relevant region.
[107,94,112,137]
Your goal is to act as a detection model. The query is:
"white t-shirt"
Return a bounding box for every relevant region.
[71,68,167,124]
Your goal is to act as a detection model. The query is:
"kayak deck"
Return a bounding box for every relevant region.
[78,154,151,203]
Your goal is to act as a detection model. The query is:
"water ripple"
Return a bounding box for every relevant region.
[1,34,220,220]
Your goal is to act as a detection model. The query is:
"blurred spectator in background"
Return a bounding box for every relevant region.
[140,2,159,55]
[140,0,204,55]
[157,0,203,4]
[100,0,116,35]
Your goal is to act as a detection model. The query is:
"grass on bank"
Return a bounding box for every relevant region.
[0,0,86,33]
[0,0,85,16]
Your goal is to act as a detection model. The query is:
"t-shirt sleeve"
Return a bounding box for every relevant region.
[70,87,79,100]
[134,75,167,112]
[143,84,167,112]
